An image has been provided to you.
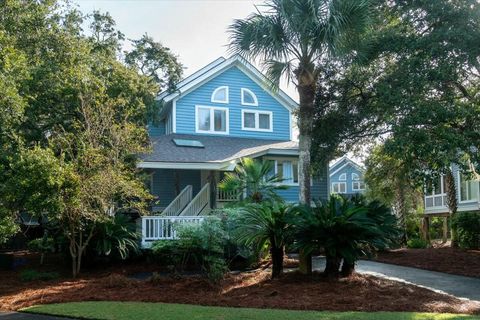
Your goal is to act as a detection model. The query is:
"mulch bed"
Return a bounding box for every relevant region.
[1,263,479,314]
[373,247,480,278]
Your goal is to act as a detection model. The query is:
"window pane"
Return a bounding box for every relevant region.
[243,90,256,104]
[277,162,283,180]
[282,161,293,184]
[434,177,442,195]
[352,173,359,180]
[213,87,227,102]
[340,183,346,193]
[292,162,299,183]
[214,109,226,132]
[259,113,270,130]
[198,108,210,131]
[339,173,346,181]
[244,112,256,128]
[460,174,479,201]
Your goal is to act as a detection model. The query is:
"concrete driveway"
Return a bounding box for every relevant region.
[313,256,480,301]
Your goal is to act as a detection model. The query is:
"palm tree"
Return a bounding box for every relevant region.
[229,0,372,206]
[219,157,286,203]
[234,201,295,279]
[229,0,372,274]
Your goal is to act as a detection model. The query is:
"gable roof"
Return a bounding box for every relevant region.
[329,156,365,177]
[138,134,298,171]
[157,55,299,112]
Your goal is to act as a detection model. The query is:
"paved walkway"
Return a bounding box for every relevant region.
[312,256,480,301]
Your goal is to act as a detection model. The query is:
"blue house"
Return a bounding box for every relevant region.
[329,156,366,196]
[138,55,328,247]
[424,164,480,215]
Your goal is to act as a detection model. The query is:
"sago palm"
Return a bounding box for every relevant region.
[293,195,399,277]
[219,157,286,203]
[234,201,295,279]
[229,0,372,205]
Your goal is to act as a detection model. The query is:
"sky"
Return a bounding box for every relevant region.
[75,0,298,100]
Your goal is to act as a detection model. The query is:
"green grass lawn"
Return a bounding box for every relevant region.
[22,301,480,320]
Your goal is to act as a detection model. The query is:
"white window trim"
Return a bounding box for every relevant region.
[241,88,258,106]
[211,86,229,104]
[241,109,273,132]
[424,175,447,209]
[339,173,347,181]
[331,182,347,194]
[195,105,229,135]
[352,181,365,191]
[272,159,299,186]
[457,171,479,204]
[352,173,360,181]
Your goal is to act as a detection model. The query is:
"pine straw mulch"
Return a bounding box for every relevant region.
[1,266,479,314]
[374,247,480,278]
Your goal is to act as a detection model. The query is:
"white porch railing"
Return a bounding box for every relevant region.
[141,215,205,248]
[180,183,210,216]
[216,188,239,202]
[162,185,193,216]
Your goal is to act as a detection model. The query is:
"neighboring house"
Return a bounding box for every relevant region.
[329,156,366,196]
[138,55,328,247]
[424,164,480,215]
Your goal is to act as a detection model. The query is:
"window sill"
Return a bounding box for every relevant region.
[241,127,273,133]
[195,130,229,135]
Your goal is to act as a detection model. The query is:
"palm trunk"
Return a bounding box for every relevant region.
[270,244,284,279]
[324,254,341,278]
[445,169,458,247]
[296,66,316,275]
[394,181,407,244]
[340,259,355,277]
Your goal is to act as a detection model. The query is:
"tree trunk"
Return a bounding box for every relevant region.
[270,245,284,279]
[296,66,316,275]
[394,181,407,244]
[445,169,458,247]
[340,259,355,277]
[324,255,341,278]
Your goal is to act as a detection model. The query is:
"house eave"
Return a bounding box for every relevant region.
[137,161,237,171]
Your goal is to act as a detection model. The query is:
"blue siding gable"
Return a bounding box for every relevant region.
[174,66,291,140]
[330,160,366,195]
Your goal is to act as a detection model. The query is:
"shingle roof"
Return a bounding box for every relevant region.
[141,134,298,164]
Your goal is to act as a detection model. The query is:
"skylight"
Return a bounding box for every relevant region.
[173,139,204,148]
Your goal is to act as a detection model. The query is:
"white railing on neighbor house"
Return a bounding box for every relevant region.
[216,188,239,202]
[180,183,210,216]
[141,216,205,248]
[162,185,193,216]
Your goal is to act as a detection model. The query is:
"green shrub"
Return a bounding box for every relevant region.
[20,269,59,282]
[452,212,480,249]
[151,217,228,283]
[28,237,55,253]
[92,214,140,260]
[406,238,428,249]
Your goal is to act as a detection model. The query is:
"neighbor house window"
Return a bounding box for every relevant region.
[352,173,360,180]
[339,173,347,181]
[211,86,229,103]
[425,176,447,208]
[241,88,258,106]
[242,110,272,132]
[352,181,366,191]
[195,106,229,134]
[332,182,346,194]
[459,173,479,202]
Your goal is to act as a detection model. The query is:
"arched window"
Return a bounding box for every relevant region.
[211,86,229,103]
[339,173,347,181]
[352,173,360,180]
[241,88,258,106]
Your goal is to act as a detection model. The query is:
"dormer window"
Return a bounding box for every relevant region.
[211,86,229,103]
[241,88,258,106]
